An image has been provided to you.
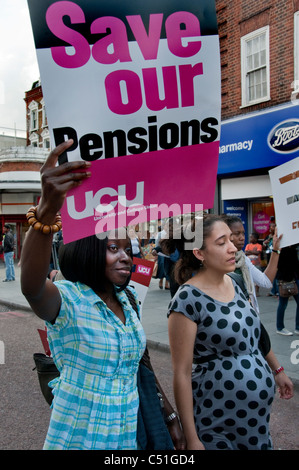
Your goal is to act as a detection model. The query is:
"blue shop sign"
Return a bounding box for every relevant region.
[223,199,248,244]
[218,103,299,175]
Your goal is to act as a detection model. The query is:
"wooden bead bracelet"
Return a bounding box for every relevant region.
[26,206,62,235]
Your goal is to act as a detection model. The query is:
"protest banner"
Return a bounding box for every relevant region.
[27,0,221,243]
[269,156,299,248]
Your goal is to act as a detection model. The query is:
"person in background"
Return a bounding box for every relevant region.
[20,140,184,450]
[245,232,262,267]
[128,227,144,259]
[159,223,181,298]
[276,244,299,336]
[2,223,15,282]
[263,222,276,262]
[223,215,280,315]
[245,232,263,296]
[168,215,293,450]
[263,223,279,297]
[152,223,170,290]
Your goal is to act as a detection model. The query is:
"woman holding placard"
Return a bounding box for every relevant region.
[21,140,184,450]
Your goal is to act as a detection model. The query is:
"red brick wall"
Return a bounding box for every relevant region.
[0,161,42,173]
[24,84,47,147]
[216,0,297,120]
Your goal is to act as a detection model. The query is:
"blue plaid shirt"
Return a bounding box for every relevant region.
[44,281,146,450]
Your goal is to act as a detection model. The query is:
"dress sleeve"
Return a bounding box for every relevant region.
[167,285,202,324]
[46,280,75,330]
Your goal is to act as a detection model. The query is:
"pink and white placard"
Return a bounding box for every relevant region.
[28,0,221,243]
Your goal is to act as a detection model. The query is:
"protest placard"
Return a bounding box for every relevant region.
[27,0,221,243]
[129,257,155,318]
[269,156,299,248]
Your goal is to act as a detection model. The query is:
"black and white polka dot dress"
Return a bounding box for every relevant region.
[168,278,275,450]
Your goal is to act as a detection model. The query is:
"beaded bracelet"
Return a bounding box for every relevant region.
[165,412,178,423]
[26,206,62,235]
[273,366,284,376]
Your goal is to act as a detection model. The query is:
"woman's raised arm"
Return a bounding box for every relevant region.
[21,140,91,321]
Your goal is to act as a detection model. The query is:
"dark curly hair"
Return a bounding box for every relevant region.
[220,214,243,228]
[171,214,225,285]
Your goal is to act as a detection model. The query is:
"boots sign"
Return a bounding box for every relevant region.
[27,0,221,243]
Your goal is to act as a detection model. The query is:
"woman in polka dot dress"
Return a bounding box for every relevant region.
[168,215,293,450]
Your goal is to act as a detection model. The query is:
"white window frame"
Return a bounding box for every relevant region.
[241,26,270,107]
[41,128,50,149]
[28,100,39,131]
[29,132,39,147]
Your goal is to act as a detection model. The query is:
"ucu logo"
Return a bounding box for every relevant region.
[136,265,151,276]
[66,181,144,220]
[268,119,299,154]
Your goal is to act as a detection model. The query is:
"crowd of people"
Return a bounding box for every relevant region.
[18,140,297,450]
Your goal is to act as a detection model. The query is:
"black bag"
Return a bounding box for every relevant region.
[33,353,59,406]
[33,288,174,449]
[228,272,271,357]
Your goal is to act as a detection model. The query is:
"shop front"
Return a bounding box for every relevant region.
[218,102,299,245]
[0,193,40,261]
[0,146,46,262]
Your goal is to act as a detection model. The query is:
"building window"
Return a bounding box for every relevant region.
[241,26,270,107]
[31,109,38,130]
[29,132,39,147]
[28,100,39,131]
[41,128,50,149]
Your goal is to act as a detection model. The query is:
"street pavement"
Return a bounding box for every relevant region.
[0,262,298,450]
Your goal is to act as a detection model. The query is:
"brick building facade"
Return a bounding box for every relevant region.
[215,0,299,244]
[217,0,299,119]
[24,80,50,149]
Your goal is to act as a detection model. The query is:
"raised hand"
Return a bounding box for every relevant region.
[38,140,91,222]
